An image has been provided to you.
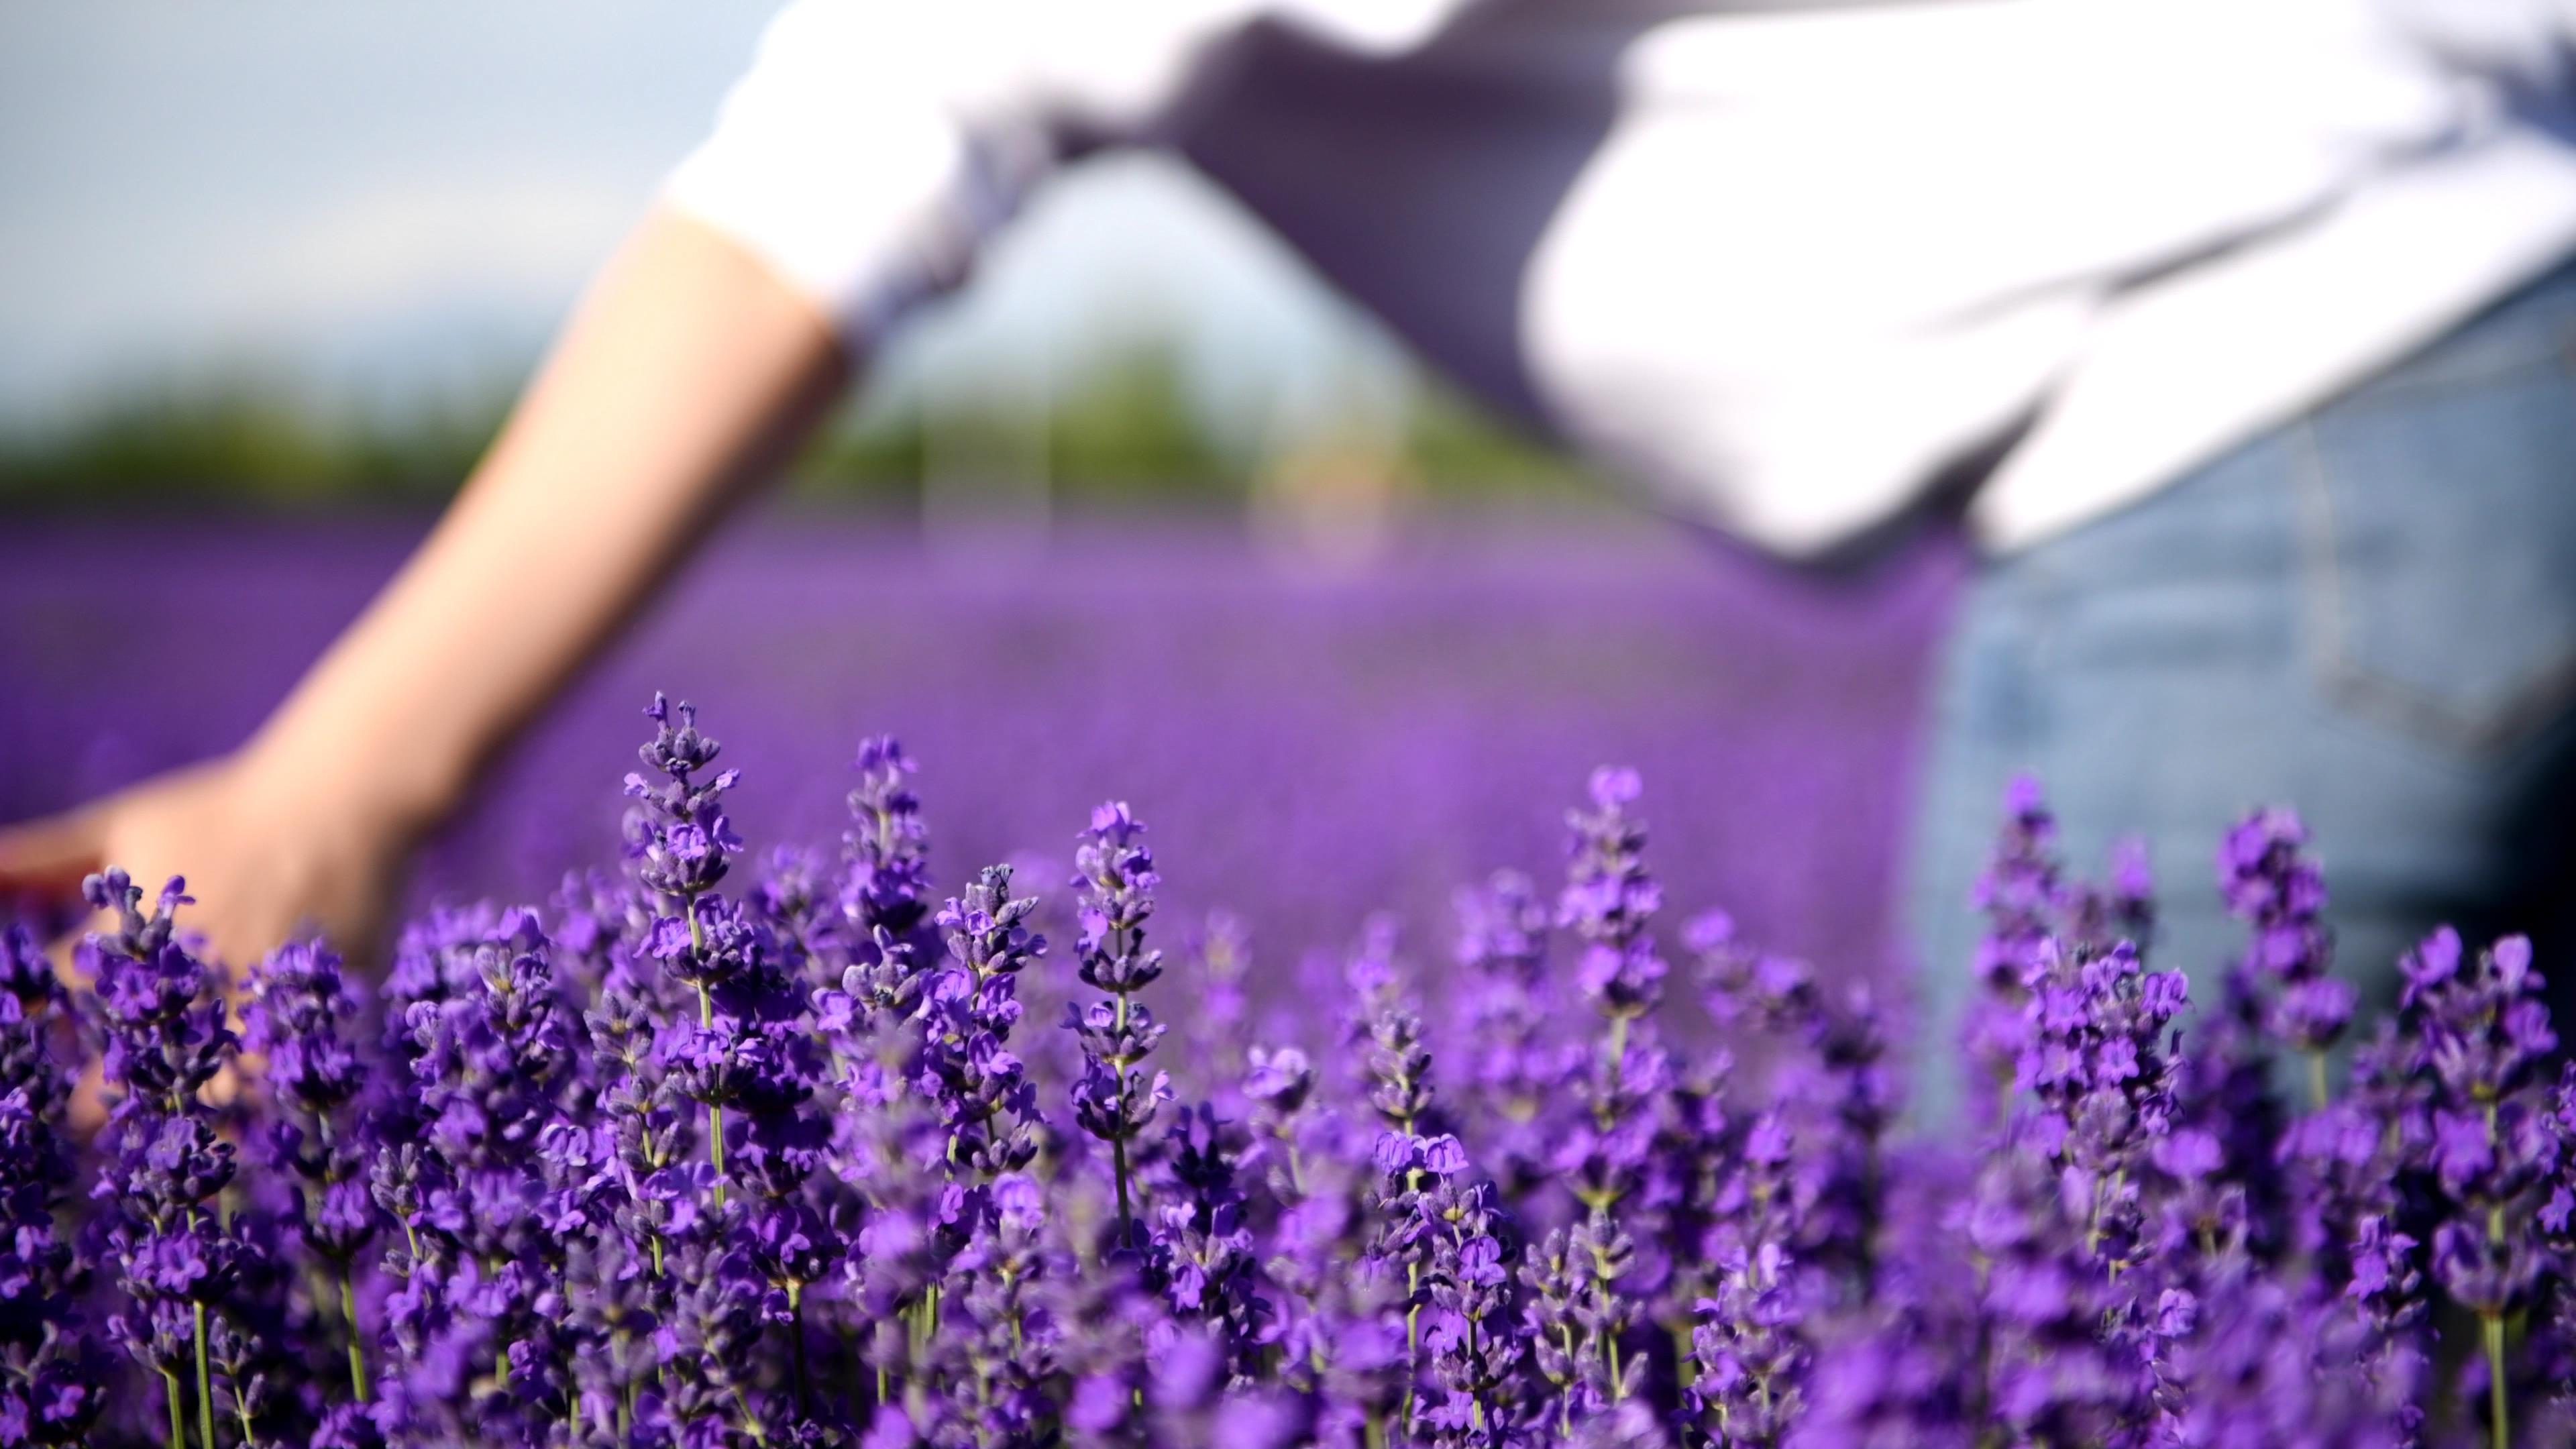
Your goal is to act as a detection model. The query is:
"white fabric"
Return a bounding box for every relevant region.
[665,0,2576,557]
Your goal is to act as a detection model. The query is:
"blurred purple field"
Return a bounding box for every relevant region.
[0,509,1958,983]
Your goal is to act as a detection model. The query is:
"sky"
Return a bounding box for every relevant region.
[0,1,1405,435]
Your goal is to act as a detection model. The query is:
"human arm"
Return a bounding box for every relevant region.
[0,205,849,967]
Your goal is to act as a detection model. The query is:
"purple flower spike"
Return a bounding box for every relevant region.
[1068,801,1168,1254]
[843,734,932,947]
[2220,806,2347,1068]
[85,871,266,1440]
[243,937,382,1396]
[0,912,105,1442]
[627,694,745,902]
[1559,767,1666,1020]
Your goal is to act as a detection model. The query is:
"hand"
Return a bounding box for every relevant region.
[0,751,412,976]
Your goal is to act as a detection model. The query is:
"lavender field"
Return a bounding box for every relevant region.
[0,511,1960,985]
[16,547,2570,1447]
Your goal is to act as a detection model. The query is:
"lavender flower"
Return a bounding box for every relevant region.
[2151,1269,2413,1448]
[1521,1226,1599,1436]
[1244,1044,1320,1190]
[629,694,780,1221]
[1363,1000,1437,1146]
[1790,1310,1975,1449]
[922,1171,1060,1448]
[923,865,1046,1180]
[391,908,575,1442]
[1961,776,2062,1113]
[1692,913,1894,1287]
[1067,802,1170,1252]
[1559,767,1666,1026]
[2403,927,2557,1444]
[1964,1133,2145,1446]
[628,692,743,904]
[843,735,933,949]
[2063,836,2155,961]
[2156,970,2292,1282]
[1406,1136,1526,1447]
[1144,1329,1315,1449]
[1149,1105,1267,1370]
[657,1236,777,1444]
[1688,1238,1807,1446]
[1684,1096,1813,1448]
[1178,911,1253,1114]
[1450,871,1564,1205]
[750,841,847,992]
[1554,768,1667,1413]
[241,938,380,1399]
[86,871,248,1449]
[0,920,104,1445]
[2019,938,2186,1276]
[2267,1010,2430,1429]
[2220,807,2349,1102]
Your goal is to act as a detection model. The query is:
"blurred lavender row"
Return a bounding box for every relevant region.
[0,511,1958,984]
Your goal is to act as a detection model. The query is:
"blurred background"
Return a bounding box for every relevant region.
[0,1,1955,979]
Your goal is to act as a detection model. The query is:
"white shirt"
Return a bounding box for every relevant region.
[665,0,2576,557]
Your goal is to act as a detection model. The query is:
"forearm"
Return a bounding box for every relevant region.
[241,206,851,841]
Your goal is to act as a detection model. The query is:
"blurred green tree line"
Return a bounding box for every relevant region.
[0,348,1606,514]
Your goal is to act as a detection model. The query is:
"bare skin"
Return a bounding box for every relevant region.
[0,206,851,972]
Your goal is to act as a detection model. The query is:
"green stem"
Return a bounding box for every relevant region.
[1102,979,1143,1252]
[696,981,728,1210]
[2306,1050,2329,1113]
[1403,1285,1421,1423]
[1558,1328,1577,1436]
[162,1367,184,1449]
[710,1104,728,1206]
[339,1271,369,1400]
[1112,1136,1134,1249]
[1466,1314,1487,1431]
[1599,1013,1630,1130]
[1110,989,1137,1248]
[193,1301,215,1449]
[2485,1311,2510,1448]
[730,1383,769,1445]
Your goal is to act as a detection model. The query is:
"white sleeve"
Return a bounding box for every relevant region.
[661,0,1462,344]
